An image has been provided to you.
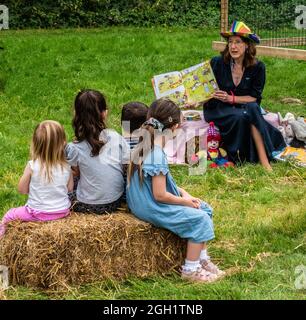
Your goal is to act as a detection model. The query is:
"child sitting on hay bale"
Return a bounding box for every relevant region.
[120,101,148,202]
[0,120,73,237]
[127,98,225,283]
[121,101,148,150]
[66,89,130,214]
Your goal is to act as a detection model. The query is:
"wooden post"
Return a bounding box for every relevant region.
[221,0,229,38]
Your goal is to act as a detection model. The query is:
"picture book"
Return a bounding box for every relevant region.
[273,147,306,167]
[152,60,218,108]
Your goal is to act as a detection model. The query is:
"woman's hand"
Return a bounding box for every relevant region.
[213,90,232,103]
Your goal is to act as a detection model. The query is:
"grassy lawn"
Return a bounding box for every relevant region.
[0,27,305,300]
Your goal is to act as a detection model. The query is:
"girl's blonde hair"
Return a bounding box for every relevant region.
[31,120,67,182]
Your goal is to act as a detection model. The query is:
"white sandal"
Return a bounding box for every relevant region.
[201,259,226,277]
[181,267,218,283]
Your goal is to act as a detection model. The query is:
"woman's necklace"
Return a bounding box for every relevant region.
[231,59,244,86]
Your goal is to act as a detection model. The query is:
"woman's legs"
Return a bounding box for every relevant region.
[251,124,272,170]
[204,102,286,165]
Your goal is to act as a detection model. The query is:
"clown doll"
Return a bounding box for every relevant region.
[207,122,234,168]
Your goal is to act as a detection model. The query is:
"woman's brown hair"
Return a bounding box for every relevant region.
[73,89,107,156]
[127,98,181,185]
[221,36,257,69]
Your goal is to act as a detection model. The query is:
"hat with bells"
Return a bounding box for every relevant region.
[207,122,221,142]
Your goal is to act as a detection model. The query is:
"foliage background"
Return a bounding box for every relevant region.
[2,0,302,29]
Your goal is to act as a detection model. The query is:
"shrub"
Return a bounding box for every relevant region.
[1,0,300,29]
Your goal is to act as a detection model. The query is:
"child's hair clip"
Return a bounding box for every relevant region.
[144,117,164,132]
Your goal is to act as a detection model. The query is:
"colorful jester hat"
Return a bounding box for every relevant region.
[221,20,260,44]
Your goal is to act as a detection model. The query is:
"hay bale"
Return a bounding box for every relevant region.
[0,289,6,300]
[0,212,185,289]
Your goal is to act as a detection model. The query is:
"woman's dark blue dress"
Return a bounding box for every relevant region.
[204,56,285,164]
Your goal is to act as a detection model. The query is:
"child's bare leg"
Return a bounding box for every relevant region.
[186,242,209,261]
[186,241,203,261]
[200,243,209,260]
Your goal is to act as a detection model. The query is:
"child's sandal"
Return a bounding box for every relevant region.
[181,267,218,283]
[201,259,226,277]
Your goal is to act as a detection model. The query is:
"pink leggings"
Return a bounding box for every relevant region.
[0,205,70,237]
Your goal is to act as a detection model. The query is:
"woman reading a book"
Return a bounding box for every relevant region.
[204,21,285,170]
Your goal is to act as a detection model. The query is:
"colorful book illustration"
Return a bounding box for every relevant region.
[152,60,218,108]
[273,147,306,167]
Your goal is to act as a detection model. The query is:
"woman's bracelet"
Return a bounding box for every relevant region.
[230,91,235,105]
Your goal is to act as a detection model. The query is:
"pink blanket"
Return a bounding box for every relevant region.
[164,110,280,164]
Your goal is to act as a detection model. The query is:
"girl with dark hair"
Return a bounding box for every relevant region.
[127,98,224,283]
[66,89,129,214]
[204,21,285,170]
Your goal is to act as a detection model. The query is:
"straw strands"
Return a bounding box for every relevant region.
[0,212,186,289]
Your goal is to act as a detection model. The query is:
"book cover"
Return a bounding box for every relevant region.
[152,60,218,108]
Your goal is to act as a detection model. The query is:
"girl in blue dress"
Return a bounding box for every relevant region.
[127,98,225,283]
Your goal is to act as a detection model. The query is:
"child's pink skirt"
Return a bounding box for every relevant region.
[0,205,70,237]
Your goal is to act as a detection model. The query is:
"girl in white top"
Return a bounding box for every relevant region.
[0,120,73,237]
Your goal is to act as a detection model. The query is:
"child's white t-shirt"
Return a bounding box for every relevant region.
[26,160,71,212]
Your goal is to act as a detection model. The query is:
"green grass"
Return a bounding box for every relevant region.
[0,27,305,300]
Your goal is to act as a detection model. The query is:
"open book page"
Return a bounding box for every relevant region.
[152,60,218,108]
[152,71,182,96]
[152,71,188,106]
[161,87,188,106]
[181,61,218,105]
